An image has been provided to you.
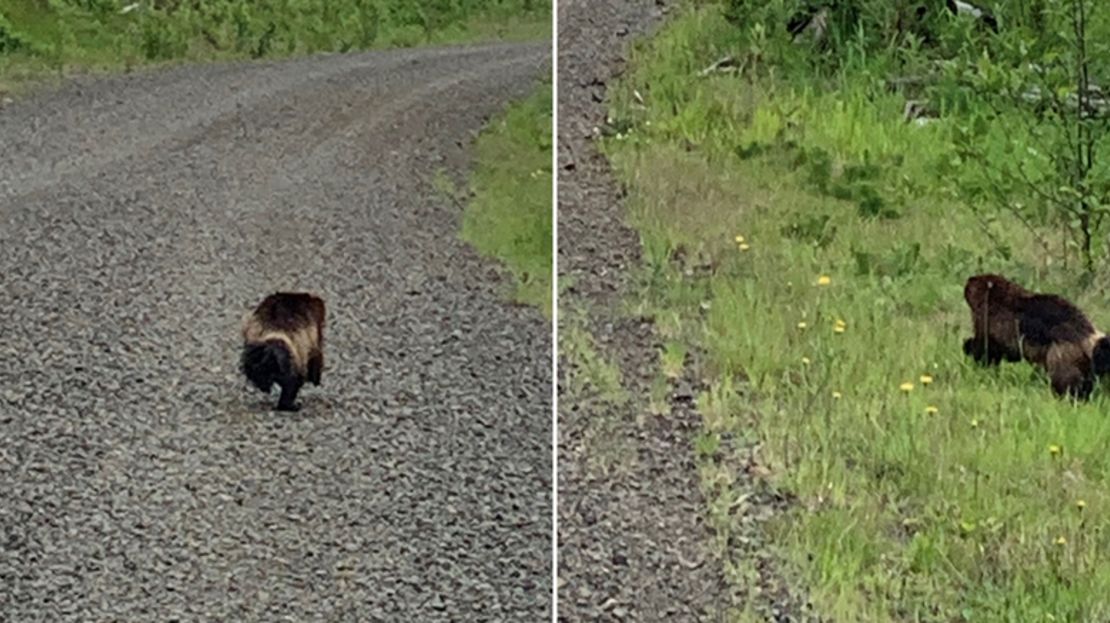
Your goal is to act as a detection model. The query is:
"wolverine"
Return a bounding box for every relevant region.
[241,292,326,411]
[963,274,1110,399]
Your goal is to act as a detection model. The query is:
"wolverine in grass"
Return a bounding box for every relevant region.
[963,274,1110,399]
[241,292,325,411]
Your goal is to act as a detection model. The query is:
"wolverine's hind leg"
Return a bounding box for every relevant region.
[276,377,304,412]
[307,352,323,386]
[1048,361,1094,400]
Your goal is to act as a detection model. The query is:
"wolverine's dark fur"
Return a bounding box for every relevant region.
[240,292,325,411]
[963,274,1110,399]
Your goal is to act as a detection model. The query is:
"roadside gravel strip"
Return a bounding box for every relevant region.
[556,2,732,621]
[0,42,550,620]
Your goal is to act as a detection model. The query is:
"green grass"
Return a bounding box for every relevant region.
[605,5,1110,621]
[0,0,550,92]
[461,81,552,316]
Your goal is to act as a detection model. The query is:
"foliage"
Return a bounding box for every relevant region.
[692,0,1110,272]
[604,3,1110,620]
[0,0,550,85]
[949,0,1110,275]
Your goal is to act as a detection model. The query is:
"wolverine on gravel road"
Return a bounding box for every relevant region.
[241,291,326,411]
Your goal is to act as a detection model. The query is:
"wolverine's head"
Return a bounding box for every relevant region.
[964,274,1025,310]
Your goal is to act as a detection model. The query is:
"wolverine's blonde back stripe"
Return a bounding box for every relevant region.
[242,316,321,376]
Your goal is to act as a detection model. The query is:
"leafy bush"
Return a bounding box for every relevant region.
[0,14,28,53]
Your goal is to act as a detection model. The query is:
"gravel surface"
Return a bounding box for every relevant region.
[556,2,730,621]
[557,2,822,621]
[0,42,551,621]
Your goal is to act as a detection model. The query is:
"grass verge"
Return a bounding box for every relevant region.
[0,0,550,92]
[461,81,552,316]
[605,5,1110,621]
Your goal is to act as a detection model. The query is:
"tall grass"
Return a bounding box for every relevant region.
[607,5,1110,621]
[0,0,550,88]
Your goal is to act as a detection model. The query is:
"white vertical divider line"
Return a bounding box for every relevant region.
[549,0,560,620]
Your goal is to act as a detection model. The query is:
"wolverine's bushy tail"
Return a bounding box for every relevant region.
[240,340,293,393]
[1093,336,1110,377]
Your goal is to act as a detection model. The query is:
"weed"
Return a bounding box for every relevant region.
[561,314,634,474]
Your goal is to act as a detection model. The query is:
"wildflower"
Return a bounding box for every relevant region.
[970,418,979,429]
[920,374,934,385]
[797,321,807,329]
[1076,499,1087,511]
[833,323,846,334]
[832,391,842,400]
[801,357,812,365]
[899,382,914,393]
[1049,444,1062,457]
[816,275,832,286]
[738,243,751,252]
[925,405,938,415]
[1055,535,1067,546]
[734,235,745,243]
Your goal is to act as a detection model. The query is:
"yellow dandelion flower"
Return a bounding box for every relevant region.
[801,357,812,365]
[970,418,979,428]
[832,391,842,400]
[738,243,751,251]
[899,382,914,393]
[734,235,745,243]
[925,405,939,414]
[833,325,846,334]
[1055,535,1067,546]
[816,275,832,286]
[1076,499,1087,510]
[797,321,808,329]
[1049,444,1062,456]
[920,374,934,385]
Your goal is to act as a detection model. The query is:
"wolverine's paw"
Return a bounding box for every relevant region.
[962,337,979,358]
[275,402,302,413]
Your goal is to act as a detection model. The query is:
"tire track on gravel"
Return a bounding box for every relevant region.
[1,41,551,621]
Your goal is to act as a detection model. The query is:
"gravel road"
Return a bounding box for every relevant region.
[0,42,551,621]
